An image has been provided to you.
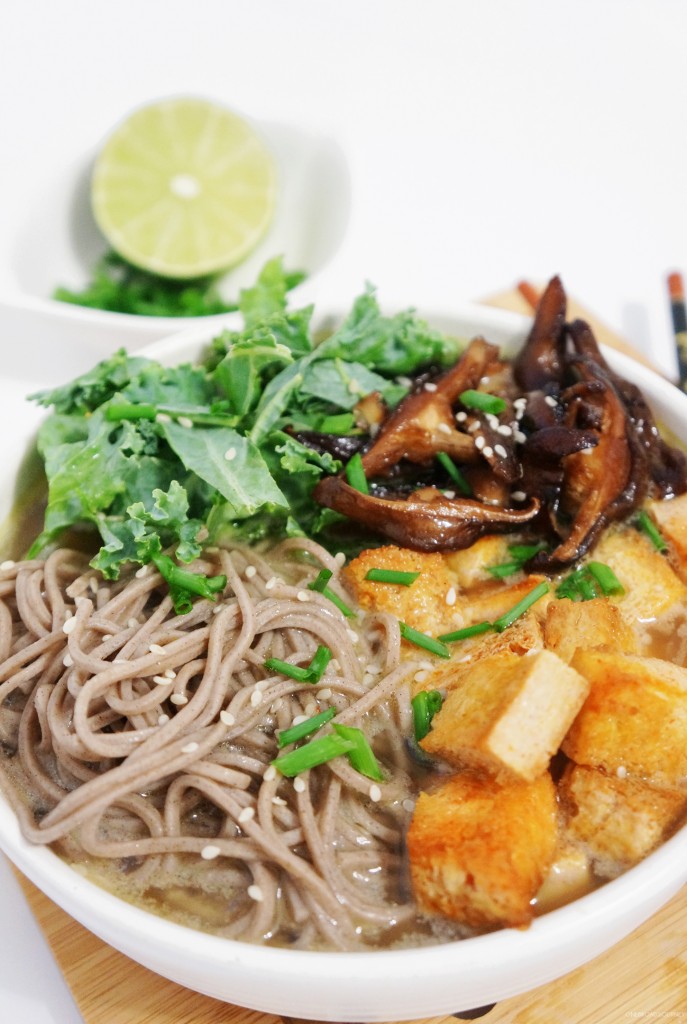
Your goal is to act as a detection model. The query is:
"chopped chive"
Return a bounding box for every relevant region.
[437,621,492,643]
[333,724,384,781]
[492,581,550,632]
[345,452,369,494]
[399,622,451,658]
[307,571,355,618]
[436,452,472,495]
[636,509,668,552]
[587,561,625,597]
[277,707,337,748]
[459,389,507,415]
[486,560,523,579]
[264,645,333,684]
[364,568,420,586]
[272,734,355,777]
[411,689,443,741]
[507,542,548,561]
[152,554,226,602]
[320,412,356,434]
[487,542,548,579]
[308,568,333,592]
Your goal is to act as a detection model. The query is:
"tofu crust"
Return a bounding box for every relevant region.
[407,771,558,929]
[543,597,637,663]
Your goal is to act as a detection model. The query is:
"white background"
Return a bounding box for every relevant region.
[1,1,687,1020]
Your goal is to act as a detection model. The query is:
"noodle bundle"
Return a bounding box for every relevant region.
[0,540,443,951]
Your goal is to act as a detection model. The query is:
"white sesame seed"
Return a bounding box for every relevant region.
[544,395,558,407]
[445,586,457,606]
[270,698,283,713]
[244,565,257,579]
[247,884,264,902]
[102,633,113,642]
[402,798,415,813]
[486,413,499,429]
[455,411,467,423]
[250,689,263,708]
[369,784,382,802]
[272,796,287,806]
[414,670,429,683]
[330,658,341,672]
[617,765,628,779]
[181,742,199,754]
[362,672,375,686]
[513,397,527,409]
[224,447,237,461]
[157,714,170,726]
[127,618,140,629]
[263,765,277,782]
[443,490,456,499]
[291,714,308,726]
[296,590,309,602]
[514,430,527,444]
[494,444,508,458]
[153,675,170,686]
[334,552,346,567]
[482,446,494,458]
[201,844,221,860]
[437,422,452,436]
[317,687,332,700]
[62,616,77,635]
[346,629,359,644]
[304,701,317,716]
[238,806,255,824]
[265,576,277,590]
[580,446,594,455]
[63,652,73,667]
[177,416,194,428]
[164,669,176,679]
[419,660,434,671]
[0,560,15,571]
[468,420,480,433]
[474,435,485,450]
[497,423,513,436]
[149,643,165,655]
[424,382,438,392]
[155,412,171,424]
[170,693,188,706]
[220,709,235,726]
[293,777,307,793]
[511,490,526,501]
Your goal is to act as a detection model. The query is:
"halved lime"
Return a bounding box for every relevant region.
[91,97,277,279]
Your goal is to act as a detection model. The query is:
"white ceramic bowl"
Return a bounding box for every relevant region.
[1,299,686,1022]
[0,108,350,354]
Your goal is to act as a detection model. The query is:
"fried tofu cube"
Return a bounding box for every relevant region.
[543,597,638,663]
[342,545,460,637]
[647,494,687,578]
[591,527,687,627]
[421,650,589,781]
[564,649,687,789]
[444,535,512,590]
[457,574,552,628]
[407,771,558,929]
[534,840,594,913]
[558,763,687,878]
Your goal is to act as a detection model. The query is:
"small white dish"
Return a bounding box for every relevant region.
[1,299,686,1022]
[0,107,350,351]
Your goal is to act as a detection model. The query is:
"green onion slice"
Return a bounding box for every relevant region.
[437,621,492,643]
[264,645,333,684]
[333,724,384,781]
[587,561,625,596]
[307,571,355,618]
[277,707,336,748]
[399,622,451,658]
[364,568,420,586]
[411,689,443,741]
[493,581,550,632]
[272,734,355,777]
[636,509,668,552]
[458,389,507,415]
[308,568,333,592]
[345,452,369,494]
[436,452,472,495]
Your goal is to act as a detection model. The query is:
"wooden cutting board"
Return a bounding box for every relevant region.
[8,287,687,1024]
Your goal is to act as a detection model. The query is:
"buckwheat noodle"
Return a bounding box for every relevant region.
[0,540,433,950]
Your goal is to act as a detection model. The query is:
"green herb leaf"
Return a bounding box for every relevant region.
[272,734,356,777]
[399,622,451,658]
[411,689,443,741]
[277,707,337,748]
[332,723,384,781]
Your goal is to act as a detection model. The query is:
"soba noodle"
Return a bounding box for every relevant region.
[0,540,456,950]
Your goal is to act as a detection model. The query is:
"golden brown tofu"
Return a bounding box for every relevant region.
[591,527,687,628]
[647,494,687,579]
[444,535,512,590]
[421,650,589,781]
[543,597,638,663]
[565,649,687,789]
[407,771,558,929]
[558,762,687,878]
[342,545,461,637]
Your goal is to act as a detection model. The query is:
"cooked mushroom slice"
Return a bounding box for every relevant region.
[360,338,499,477]
[513,275,567,392]
[313,477,540,552]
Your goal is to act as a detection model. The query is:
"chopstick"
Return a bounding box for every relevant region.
[667,271,687,390]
